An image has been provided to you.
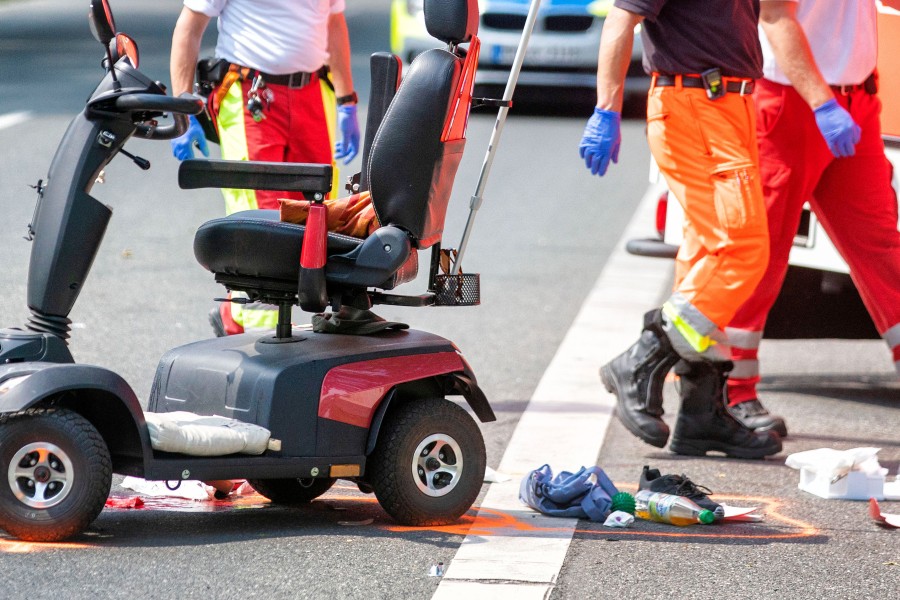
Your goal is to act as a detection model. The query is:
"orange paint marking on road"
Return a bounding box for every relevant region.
[0,539,91,553]
[388,506,558,537]
[0,488,818,553]
[324,484,820,541]
[386,492,820,541]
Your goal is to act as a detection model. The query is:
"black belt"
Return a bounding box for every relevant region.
[255,70,317,88]
[654,75,755,95]
[831,72,877,96]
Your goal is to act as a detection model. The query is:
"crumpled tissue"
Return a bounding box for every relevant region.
[603,510,634,528]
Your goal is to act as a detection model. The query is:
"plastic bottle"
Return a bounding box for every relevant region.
[634,489,715,526]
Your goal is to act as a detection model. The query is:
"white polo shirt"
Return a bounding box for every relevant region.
[760,0,877,86]
[184,0,345,75]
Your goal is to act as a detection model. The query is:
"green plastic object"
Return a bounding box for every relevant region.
[611,491,636,515]
[698,509,715,524]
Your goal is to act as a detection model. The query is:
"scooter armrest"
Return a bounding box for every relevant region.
[179,159,333,196]
[297,203,329,313]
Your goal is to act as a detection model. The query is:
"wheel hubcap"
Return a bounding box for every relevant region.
[412,433,463,497]
[7,442,75,509]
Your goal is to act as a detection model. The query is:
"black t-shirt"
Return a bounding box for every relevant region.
[615,0,763,79]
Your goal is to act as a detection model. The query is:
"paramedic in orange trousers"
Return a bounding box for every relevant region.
[577,0,781,458]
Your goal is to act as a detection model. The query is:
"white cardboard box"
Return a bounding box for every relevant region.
[798,467,900,501]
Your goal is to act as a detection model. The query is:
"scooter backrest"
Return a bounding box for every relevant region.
[425,0,479,45]
[366,0,479,248]
[359,52,402,192]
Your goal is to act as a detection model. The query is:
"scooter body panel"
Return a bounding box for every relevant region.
[147,327,477,460]
[0,362,151,471]
[0,362,143,418]
[0,329,75,363]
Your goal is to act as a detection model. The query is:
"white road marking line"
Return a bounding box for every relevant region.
[0,111,31,131]
[433,184,672,599]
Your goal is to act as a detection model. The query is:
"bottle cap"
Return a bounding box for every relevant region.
[698,509,715,524]
[610,491,636,515]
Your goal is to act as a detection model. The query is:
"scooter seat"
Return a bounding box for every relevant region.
[191,0,477,307]
[194,209,417,291]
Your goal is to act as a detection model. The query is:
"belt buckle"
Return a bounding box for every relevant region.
[838,84,851,96]
[739,80,751,96]
[288,72,311,88]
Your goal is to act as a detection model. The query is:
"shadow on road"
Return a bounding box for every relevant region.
[759,375,899,410]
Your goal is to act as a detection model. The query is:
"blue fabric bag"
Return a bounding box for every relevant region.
[519,464,621,521]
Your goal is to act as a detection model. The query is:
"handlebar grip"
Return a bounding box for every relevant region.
[125,93,205,141]
[114,93,204,116]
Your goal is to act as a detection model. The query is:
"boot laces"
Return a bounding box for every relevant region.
[668,474,714,500]
[732,399,769,418]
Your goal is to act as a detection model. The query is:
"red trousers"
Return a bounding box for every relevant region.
[214,75,336,213]
[727,78,900,401]
[210,74,336,333]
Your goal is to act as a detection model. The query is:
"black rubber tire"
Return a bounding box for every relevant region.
[367,397,485,526]
[0,408,112,542]
[246,477,336,504]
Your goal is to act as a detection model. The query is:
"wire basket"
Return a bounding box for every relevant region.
[433,273,480,306]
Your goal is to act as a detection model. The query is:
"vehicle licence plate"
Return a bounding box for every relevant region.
[487,44,581,66]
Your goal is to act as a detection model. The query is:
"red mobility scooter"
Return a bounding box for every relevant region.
[0,0,521,542]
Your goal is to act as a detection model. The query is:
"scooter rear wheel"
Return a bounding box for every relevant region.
[367,397,485,526]
[246,477,336,504]
[0,408,112,542]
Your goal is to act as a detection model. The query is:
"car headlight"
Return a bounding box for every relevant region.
[586,0,613,18]
[0,375,30,395]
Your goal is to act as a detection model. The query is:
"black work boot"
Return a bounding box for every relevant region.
[726,397,788,437]
[600,309,681,448]
[669,360,782,459]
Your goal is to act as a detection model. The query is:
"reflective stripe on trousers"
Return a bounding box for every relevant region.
[726,323,900,403]
[661,294,731,362]
[229,291,280,332]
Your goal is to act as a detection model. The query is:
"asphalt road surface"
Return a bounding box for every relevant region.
[0,1,898,599]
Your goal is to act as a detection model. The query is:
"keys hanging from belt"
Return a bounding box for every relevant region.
[246,74,274,122]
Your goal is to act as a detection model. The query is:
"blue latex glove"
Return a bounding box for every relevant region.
[334,103,360,164]
[579,107,621,176]
[170,115,209,161]
[814,98,861,158]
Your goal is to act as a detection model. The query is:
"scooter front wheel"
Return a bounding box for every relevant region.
[0,408,112,542]
[246,477,336,504]
[367,397,485,526]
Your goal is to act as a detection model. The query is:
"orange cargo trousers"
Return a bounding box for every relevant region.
[647,79,769,362]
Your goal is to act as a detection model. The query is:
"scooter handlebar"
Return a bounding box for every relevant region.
[115,93,205,140]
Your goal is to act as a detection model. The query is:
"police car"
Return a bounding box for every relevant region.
[390,0,645,95]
